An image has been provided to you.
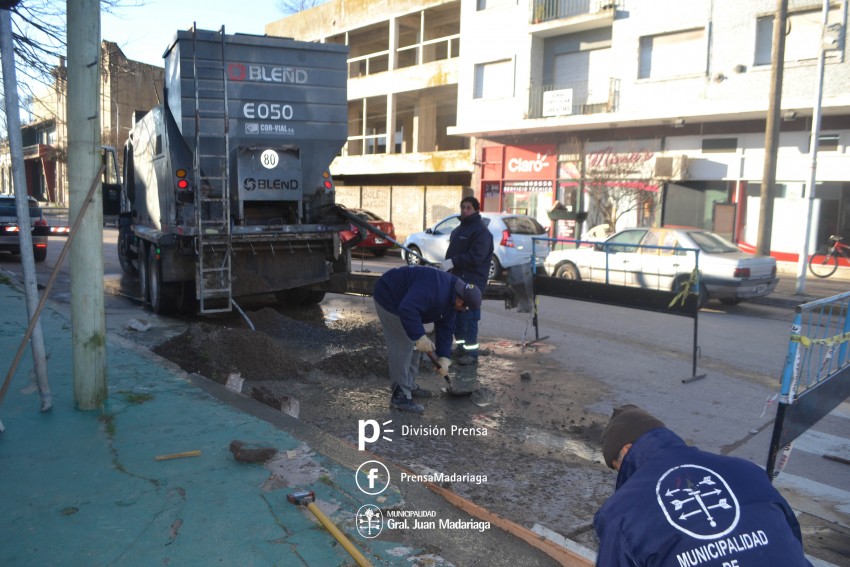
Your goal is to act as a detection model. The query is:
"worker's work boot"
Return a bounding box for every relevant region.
[456,354,478,366]
[390,386,424,413]
[410,384,432,398]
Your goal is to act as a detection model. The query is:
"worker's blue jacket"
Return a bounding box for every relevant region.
[594,427,812,567]
[373,266,459,357]
[445,212,493,290]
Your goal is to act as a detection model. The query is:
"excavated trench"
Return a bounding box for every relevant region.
[153,299,614,551]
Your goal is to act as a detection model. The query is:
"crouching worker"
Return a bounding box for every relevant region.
[594,404,812,567]
[373,266,482,413]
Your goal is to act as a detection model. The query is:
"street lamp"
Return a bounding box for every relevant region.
[794,0,840,295]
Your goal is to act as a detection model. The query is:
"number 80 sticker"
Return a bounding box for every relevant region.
[260,149,279,169]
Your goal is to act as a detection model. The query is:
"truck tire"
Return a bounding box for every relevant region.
[275,287,325,306]
[148,246,179,315]
[138,241,150,305]
[117,226,137,274]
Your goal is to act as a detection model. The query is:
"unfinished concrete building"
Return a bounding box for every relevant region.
[266,0,471,238]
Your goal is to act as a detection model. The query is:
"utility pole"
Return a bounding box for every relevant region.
[67,0,107,410]
[757,0,788,257]
[0,5,52,413]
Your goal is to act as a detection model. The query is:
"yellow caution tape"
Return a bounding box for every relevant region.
[790,332,850,348]
[669,269,699,308]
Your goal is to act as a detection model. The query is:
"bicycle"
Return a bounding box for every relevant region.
[808,235,850,278]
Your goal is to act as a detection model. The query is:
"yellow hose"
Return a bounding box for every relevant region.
[306,502,372,567]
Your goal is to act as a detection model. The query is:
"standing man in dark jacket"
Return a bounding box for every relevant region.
[594,404,813,567]
[441,196,493,366]
[373,266,482,413]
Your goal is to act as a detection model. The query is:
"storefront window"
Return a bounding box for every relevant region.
[503,180,552,229]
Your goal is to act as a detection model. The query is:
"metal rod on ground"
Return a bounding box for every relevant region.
[286,490,372,567]
[230,299,254,331]
[0,166,105,421]
[334,205,431,264]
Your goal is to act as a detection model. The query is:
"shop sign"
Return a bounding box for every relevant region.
[504,180,553,193]
[504,145,556,181]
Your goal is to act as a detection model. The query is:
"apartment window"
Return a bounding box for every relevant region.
[474,59,514,99]
[477,0,515,9]
[638,28,705,79]
[807,134,840,153]
[755,8,841,66]
[702,138,737,153]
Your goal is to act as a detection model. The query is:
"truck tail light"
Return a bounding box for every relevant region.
[733,267,750,278]
[500,229,515,248]
[176,168,189,190]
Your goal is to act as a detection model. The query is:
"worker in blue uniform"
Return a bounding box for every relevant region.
[595,404,813,567]
[373,266,482,413]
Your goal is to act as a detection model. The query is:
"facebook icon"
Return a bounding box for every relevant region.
[355,460,390,495]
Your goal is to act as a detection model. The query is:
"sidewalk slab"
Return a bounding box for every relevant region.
[0,282,410,566]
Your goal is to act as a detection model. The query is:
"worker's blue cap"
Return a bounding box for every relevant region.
[454,280,482,311]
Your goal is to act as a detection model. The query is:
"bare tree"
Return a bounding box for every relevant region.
[560,136,663,233]
[277,0,326,15]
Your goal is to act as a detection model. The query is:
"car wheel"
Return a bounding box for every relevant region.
[33,247,47,262]
[554,261,580,280]
[405,245,423,267]
[488,256,502,280]
[371,248,387,257]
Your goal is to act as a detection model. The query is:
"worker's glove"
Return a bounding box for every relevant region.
[440,259,454,272]
[414,335,436,353]
[436,357,452,377]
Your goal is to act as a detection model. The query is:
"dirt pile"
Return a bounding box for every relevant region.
[153,323,308,383]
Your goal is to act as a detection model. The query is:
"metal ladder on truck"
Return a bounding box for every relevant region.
[192,25,233,313]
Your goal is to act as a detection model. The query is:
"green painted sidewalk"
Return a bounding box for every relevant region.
[0,282,412,566]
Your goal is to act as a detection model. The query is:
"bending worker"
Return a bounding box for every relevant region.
[373,266,482,413]
[441,196,493,366]
[594,404,813,567]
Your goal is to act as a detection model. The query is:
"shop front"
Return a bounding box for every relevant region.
[479,143,557,231]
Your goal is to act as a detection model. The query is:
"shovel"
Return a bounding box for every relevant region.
[426,351,474,396]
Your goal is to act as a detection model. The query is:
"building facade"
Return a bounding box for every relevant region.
[0,42,163,206]
[271,0,848,257]
[452,0,850,260]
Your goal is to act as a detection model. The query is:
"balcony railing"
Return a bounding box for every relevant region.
[531,0,619,24]
[528,78,619,119]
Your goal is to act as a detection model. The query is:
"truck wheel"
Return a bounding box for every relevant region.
[138,242,150,305]
[117,226,137,274]
[299,289,325,305]
[148,246,179,315]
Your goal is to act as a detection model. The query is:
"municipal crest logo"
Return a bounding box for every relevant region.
[656,464,740,540]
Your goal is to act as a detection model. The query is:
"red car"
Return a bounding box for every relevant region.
[349,209,396,257]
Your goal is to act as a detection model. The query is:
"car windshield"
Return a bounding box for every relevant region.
[503,216,545,235]
[687,231,740,253]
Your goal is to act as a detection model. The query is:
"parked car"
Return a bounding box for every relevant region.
[403,213,550,280]
[543,227,778,305]
[0,195,49,262]
[349,209,396,257]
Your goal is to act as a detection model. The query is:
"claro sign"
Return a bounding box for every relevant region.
[503,145,556,181]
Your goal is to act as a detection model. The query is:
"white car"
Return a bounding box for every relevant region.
[403,213,549,280]
[543,227,778,305]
